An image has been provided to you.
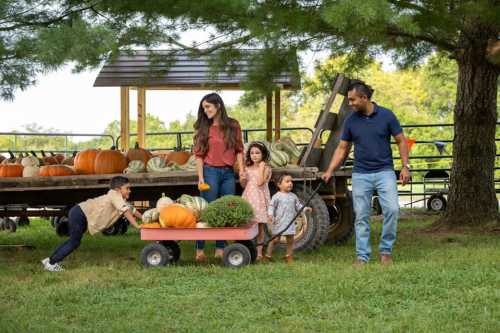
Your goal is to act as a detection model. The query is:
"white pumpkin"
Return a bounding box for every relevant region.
[156,193,174,210]
[21,155,40,167]
[147,157,167,172]
[23,166,40,177]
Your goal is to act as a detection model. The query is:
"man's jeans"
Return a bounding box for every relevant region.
[352,170,399,262]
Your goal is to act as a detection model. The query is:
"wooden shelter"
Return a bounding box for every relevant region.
[93,49,301,150]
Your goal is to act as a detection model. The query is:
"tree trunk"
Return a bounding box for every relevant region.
[438,32,500,227]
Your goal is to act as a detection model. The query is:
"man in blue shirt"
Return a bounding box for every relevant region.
[322,80,410,266]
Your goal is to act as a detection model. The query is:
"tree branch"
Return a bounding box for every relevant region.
[386,25,458,52]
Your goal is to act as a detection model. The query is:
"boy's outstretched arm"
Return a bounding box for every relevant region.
[123,209,141,229]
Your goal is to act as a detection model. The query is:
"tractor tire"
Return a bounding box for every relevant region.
[272,183,329,252]
[327,191,354,245]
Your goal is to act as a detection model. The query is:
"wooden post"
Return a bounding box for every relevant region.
[274,88,281,141]
[120,87,130,150]
[137,88,146,148]
[266,93,273,142]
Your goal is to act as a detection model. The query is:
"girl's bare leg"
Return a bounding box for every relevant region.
[256,224,265,258]
[286,235,294,257]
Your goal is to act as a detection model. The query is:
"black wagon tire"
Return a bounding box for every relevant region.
[276,183,329,252]
[102,223,120,236]
[160,241,181,263]
[55,217,69,237]
[118,219,129,235]
[236,240,257,263]
[140,243,171,268]
[427,194,447,212]
[327,191,355,245]
[16,216,30,227]
[4,218,17,233]
[223,243,252,268]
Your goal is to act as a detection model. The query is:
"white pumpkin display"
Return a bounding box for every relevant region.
[142,208,160,223]
[22,166,40,177]
[156,193,174,211]
[124,160,145,173]
[177,194,208,219]
[21,155,40,168]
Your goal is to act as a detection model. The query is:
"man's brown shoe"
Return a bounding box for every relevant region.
[353,259,366,268]
[380,254,393,266]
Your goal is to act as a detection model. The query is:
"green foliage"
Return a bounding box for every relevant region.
[200,195,254,227]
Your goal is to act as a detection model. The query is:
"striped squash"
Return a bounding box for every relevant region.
[273,137,301,159]
[177,194,208,219]
[124,160,145,173]
[147,157,167,172]
[269,149,289,168]
[142,208,159,223]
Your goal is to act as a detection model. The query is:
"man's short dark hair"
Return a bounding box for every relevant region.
[110,176,130,189]
[347,80,374,99]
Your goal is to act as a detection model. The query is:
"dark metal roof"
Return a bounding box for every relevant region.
[93,49,300,90]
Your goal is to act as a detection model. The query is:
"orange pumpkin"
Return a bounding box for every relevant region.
[2,151,17,165]
[74,149,99,174]
[126,142,153,164]
[39,165,75,177]
[41,150,58,165]
[159,204,197,228]
[166,151,191,165]
[0,164,23,177]
[62,151,77,166]
[94,147,127,174]
[198,183,211,192]
[50,152,65,164]
[141,222,162,229]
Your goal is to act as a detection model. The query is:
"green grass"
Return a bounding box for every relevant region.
[1,217,499,333]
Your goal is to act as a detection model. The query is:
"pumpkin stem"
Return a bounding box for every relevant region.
[30,150,38,157]
[72,151,77,157]
[110,145,116,150]
[134,142,140,149]
[8,150,14,159]
[41,150,47,157]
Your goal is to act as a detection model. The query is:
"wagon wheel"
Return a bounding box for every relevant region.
[427,194,447,212]
[236,240,257,263]
[102,223,120,236]
[16,216,30,227]
[2,218,17,233]
[160,241,181,263]
[118,219,129,235]
[223,243,251,268]
[140,243,171,268]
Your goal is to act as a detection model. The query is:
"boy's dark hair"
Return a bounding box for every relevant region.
[245,141,270,166]
[109,176,130,189]
[273,172,292,186]
[347,80,374,99]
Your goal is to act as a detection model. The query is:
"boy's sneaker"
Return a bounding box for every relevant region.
[41,258,64,272]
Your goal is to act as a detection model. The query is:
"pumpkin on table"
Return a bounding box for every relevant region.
[50,152,65,164]
[0,164,23,177]
[124,160,146,174]
[29,151,44,166]
[2,151,18,165]
[39,165,75,177]
[41,150,58,165]
[159,204,197,228]
[62,151,77,166]
[23,165,40,177]
[166,151,191,165]
[156,193,174,210]
[74,148,99,174]
[21,154,40,168]
[147,156,169,172]
[94,146,127,174]
[126,142,152,164]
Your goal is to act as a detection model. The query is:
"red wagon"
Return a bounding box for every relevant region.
[140,221,258,268]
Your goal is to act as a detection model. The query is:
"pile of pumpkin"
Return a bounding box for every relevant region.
[141,193,254,229]
[141,193,209,229]
[0,143,193,178]
[242,136,304,169]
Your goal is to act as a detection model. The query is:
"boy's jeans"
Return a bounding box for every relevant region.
[196,165,236,250]
[352,170,399,262]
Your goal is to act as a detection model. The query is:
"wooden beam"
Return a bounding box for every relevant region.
[120,87,130,150]
[137,88,146,148]
[274,88,281,141]
[266,93,273,142]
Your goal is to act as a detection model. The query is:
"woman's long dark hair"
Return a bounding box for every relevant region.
[193,93,237,156]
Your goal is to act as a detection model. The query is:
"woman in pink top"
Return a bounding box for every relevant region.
[193,93,245,261]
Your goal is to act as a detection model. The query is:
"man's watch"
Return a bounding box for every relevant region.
[403,164,411,170]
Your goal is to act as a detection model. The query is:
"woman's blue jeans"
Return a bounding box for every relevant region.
[196,165,236,250]
[352,170,399,262]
